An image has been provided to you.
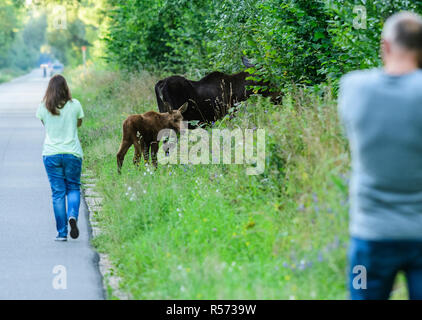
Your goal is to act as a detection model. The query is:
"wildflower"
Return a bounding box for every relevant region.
[245,221,256,229]
[284,275,291,281]
[177,265,183,270]
[212,228,217,232]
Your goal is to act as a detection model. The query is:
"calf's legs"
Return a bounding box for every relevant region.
[116,139,133,174]
[133,137,143,167]
[151,141,159,167]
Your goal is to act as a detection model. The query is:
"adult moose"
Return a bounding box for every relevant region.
[155,57,281,127]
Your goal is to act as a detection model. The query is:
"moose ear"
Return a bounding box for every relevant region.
[178,102,188,114]
[241,56,255,68]
[164,101,173,114]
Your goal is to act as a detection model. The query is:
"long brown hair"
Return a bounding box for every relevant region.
[43,75,72,115]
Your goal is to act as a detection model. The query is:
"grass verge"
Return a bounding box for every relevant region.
[68,65,407,299]
[0,68,26,84]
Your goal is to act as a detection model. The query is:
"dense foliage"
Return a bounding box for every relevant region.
[0,0,106,75]
[0,0,25,69]
[105,0,422,87]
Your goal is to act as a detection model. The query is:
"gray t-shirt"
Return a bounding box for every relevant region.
[339,68,422,240]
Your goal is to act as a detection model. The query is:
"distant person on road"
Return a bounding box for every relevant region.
[339,11,422,300]
[36,75,84,241]
[41,64,47,78]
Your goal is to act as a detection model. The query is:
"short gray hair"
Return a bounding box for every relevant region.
[382,11,422,50]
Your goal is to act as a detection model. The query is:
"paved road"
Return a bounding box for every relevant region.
[0,69,104,299]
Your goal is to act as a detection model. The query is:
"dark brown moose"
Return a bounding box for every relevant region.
[154,57,281,127]
[116,102,188,173]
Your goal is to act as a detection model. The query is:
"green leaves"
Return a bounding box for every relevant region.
[103,0,422,87]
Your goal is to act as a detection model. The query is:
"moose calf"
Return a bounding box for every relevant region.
[116,102,188,173]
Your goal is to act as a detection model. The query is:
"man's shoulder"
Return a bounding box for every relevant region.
[340,68,381,88]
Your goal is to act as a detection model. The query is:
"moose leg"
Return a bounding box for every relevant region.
[143,141,151,164]
[150,141,159,168]
[116,139,133,174]
[133,137,143,167]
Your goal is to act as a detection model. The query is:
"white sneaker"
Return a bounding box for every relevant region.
[55,236,67,241]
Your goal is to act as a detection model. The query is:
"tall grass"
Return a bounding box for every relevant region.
[67,66,407,299]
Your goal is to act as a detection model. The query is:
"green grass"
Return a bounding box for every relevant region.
[0,68,25,84]
[67,66,408,299]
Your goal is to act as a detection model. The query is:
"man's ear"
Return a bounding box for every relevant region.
[382,39,392,56]
[178,102,188,114]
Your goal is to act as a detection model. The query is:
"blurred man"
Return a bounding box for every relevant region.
[339,11,422,300]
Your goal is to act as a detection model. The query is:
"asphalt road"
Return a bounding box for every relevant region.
[0,69,104,299]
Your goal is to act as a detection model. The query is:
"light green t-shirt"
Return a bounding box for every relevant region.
[36,99,84,158]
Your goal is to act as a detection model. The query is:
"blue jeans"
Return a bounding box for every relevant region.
[349,237,422,300]
[43,154,82,238]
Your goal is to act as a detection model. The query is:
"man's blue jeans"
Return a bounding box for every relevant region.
[349,237,422,300]
[43,154,82,238]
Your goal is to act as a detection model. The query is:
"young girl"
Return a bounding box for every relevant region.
[36,75,84,241]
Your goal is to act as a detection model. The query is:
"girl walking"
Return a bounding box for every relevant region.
[36,75,84,241]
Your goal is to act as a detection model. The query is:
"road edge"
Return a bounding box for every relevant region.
[81,171,131,300]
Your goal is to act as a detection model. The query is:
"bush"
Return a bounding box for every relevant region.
[104,0,422,87]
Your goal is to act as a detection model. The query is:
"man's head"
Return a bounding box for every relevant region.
[381,11,422,72]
